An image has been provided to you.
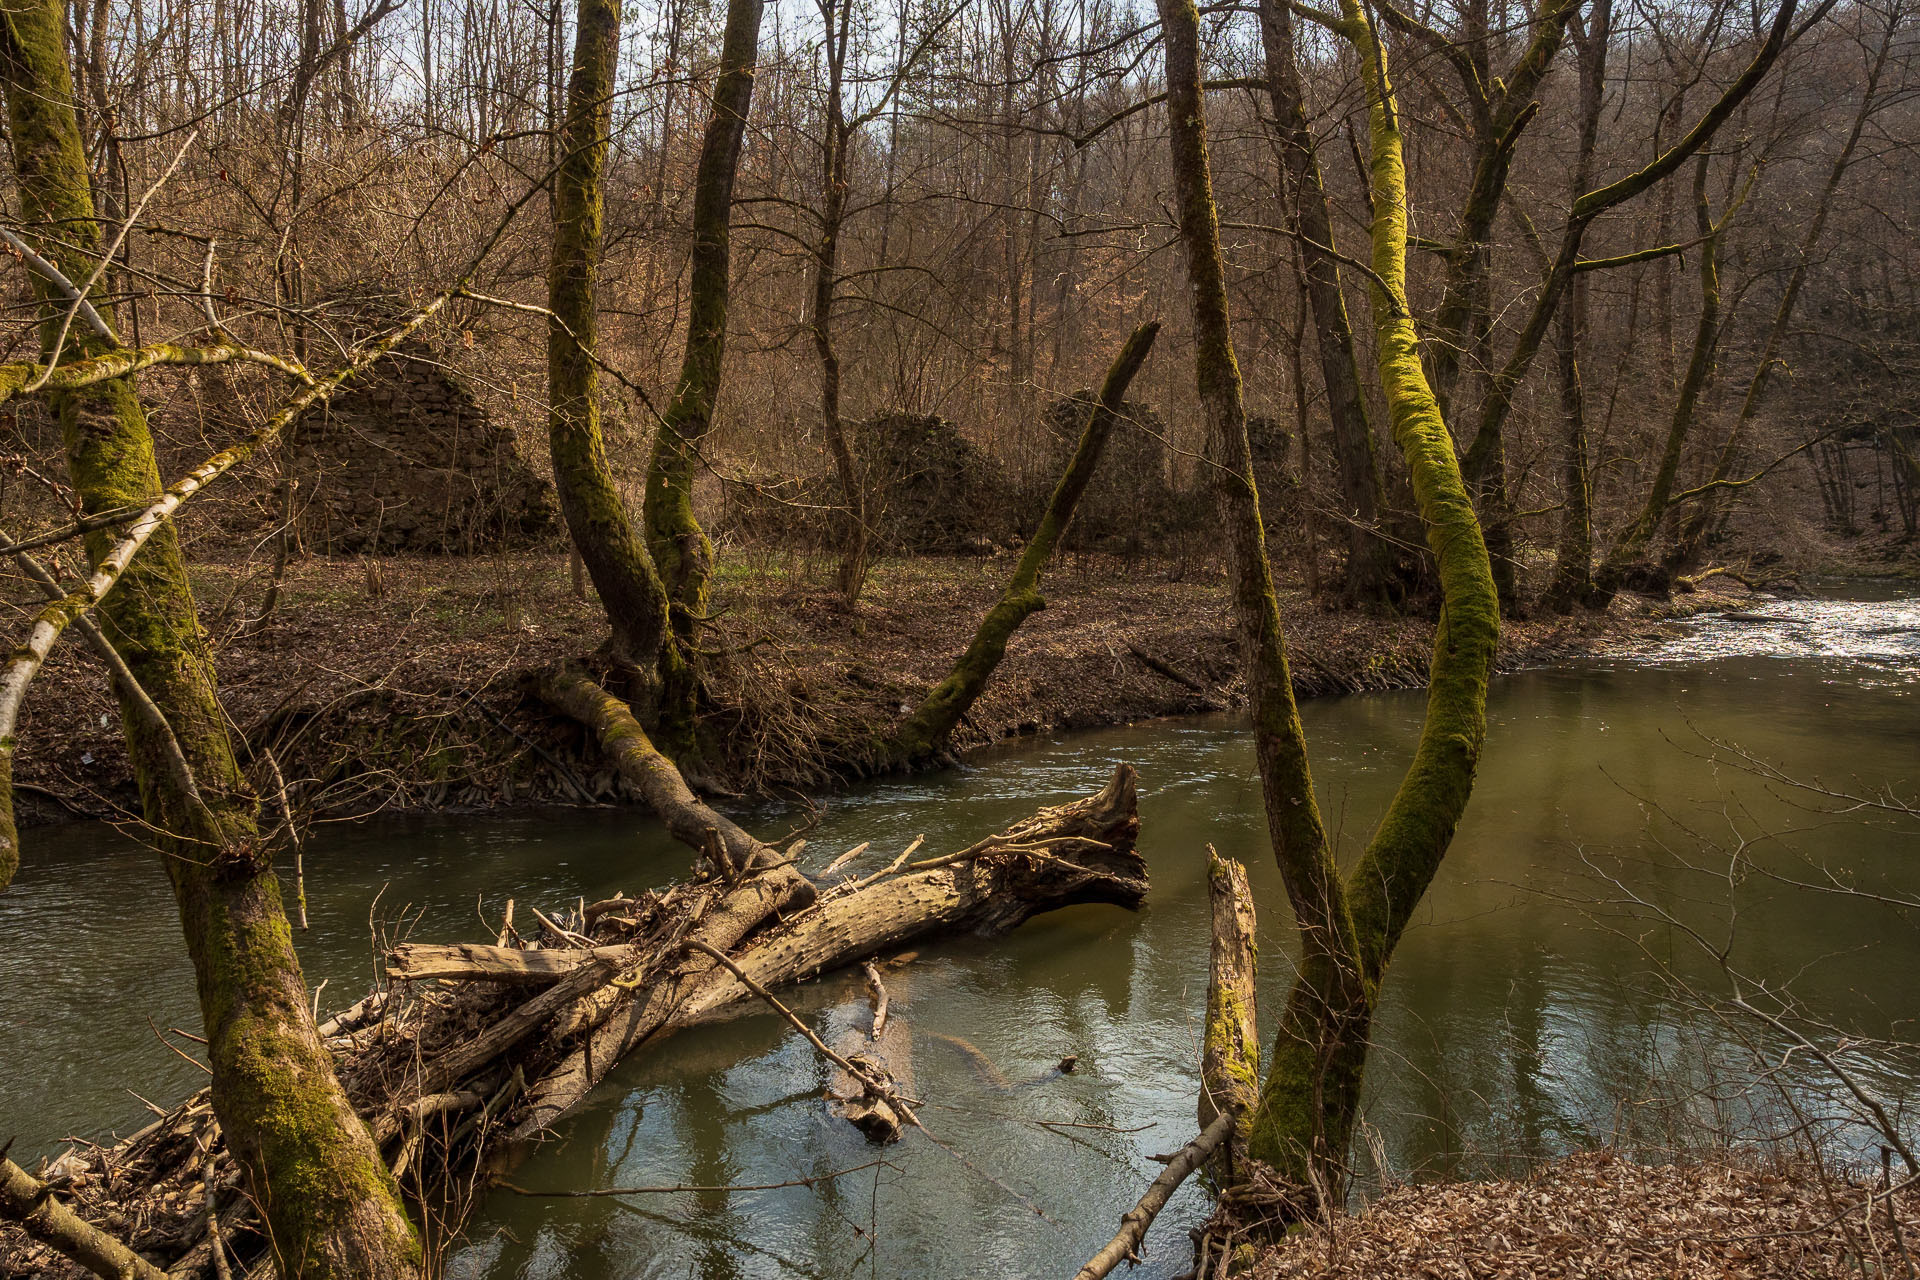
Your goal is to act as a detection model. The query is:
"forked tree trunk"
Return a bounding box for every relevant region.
[0,4,422,1275]
[1157,0,1498,1207]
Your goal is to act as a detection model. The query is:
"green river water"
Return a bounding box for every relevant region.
[3,588,1916,1278]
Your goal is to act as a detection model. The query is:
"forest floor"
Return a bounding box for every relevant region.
[9,548,1754,826]
[1246,1148,1917,1279]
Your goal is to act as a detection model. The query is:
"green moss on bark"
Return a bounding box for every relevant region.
[548,0,675,688]
[0,2,421,1271]
[643,0,766,643]
[890,322,1160,765]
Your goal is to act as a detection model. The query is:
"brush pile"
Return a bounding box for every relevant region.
[2,765,1144,1278]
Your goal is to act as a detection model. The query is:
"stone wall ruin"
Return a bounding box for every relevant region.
[289,346,556,554]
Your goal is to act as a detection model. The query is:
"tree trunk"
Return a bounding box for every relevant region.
[1460,0,1807,602]
[1596,156,1731,597]
[1545,275,1596,610]
[1158,0,1498,1207]
[809,5,868,602]
[1201,848,1259,1183]
[643,0,765,643]
[1257,0,1396,604]
[888,322,1160,766]
[1156,0,1365,1202]
[1543,0,1611,613]
[0,4,422,1275]
[1673,6,1893,565]
[548,0,678,685]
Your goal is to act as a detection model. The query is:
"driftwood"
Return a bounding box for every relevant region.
[0,1156,169,1280]
[3,764,1144,1279]
[386,941,630,983]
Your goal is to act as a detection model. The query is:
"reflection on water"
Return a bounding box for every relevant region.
[1,587,1915,1279]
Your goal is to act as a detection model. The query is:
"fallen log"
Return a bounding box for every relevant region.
[387,941,631,984]
[4,764,1146,1279]
[512,763,1143,1138]
[539,663,806,879]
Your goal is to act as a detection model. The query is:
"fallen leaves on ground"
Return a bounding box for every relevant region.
[1251,1150,1919,1279]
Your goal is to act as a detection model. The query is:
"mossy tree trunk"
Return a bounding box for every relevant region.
[0,3,421,1274]
[1375,0,1575,614]
[549,0,677,692]
[888,322,1160,766]
[1201,848,1259,1182]
[1256,0,1397,605]
[1157,0,1499,1208]
[643,0,764,642]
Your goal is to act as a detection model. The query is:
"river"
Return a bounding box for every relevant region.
[3,586,1916,1279]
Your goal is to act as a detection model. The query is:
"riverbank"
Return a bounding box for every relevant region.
[1248,1149,1915,1279]
[10,550,1752,825]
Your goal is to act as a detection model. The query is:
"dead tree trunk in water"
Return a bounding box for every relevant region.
[1201,848,1259,1184]
[3,768,1145,1276]
[886,322,1160,767]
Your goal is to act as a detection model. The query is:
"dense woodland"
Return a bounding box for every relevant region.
[0,0,1916,1275]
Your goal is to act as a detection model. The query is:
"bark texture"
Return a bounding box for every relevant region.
[0,1,422,1273]
[547,0,676,680]
[1157,0,1498,1207]
[1,1157,168,1280]
[1257,0,1396,603]
[1201,848,1259,1182]
[643,0,766,640]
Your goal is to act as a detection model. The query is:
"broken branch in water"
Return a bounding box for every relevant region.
[864,960,889,1039]
[1069,1108,1240,1280]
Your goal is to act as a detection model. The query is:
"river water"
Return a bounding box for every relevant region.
[3,588,1917,1279]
